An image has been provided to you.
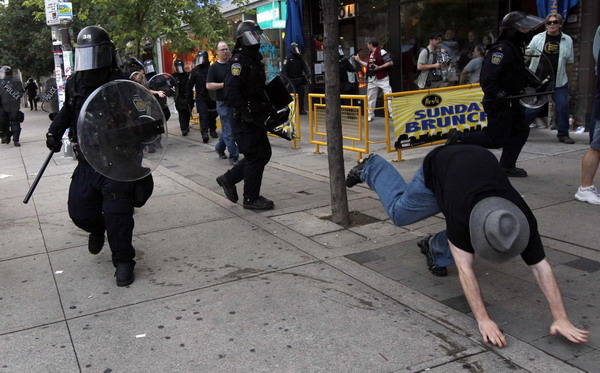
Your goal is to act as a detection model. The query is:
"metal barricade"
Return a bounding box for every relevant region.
[308,94,370,160]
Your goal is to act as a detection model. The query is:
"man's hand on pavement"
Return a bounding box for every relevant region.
[550,319,590,343]
[478,318,507,347]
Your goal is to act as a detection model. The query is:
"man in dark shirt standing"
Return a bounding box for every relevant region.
[345,145,589,347]
[448,12,544,178]
[207,41,239,164]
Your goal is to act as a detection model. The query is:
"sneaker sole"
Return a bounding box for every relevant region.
[575,193,600,205]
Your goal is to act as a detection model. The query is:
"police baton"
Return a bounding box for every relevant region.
[482,90,554,103]
[23,150,55,204]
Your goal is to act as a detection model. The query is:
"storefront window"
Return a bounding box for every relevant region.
[399,0,498,90]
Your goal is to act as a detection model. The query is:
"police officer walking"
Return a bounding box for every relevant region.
[282,42,310,115]
[0,66,25,147]
[448,12,545,178]
[173,59,191,136]
[216,20,275,210]
[46,26,139,287]
[187,51,218,143]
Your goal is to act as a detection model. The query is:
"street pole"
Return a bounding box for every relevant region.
[44,1,73,110]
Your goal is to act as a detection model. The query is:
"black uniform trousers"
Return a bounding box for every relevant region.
[68,161,136,267]
[196,100,217,135]
[224,118,272,201]
[177,108,190,132]
[457,100,529,169]
[290,79,305,113]
[0,109,21,142]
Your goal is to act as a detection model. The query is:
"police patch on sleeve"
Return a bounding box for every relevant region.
[491,52,503,65]
[231,63,242,76]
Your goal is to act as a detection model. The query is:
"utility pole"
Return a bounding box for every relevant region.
[321,0,350,226]
[44,1,73,110]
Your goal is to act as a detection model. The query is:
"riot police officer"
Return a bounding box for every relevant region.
[282,42,310,115]
[173,59,191,136]
[0,66,25,146]
[46,26,139,287]
[216,20,275,210]
[448,11,544,178]
[187,50,217,143]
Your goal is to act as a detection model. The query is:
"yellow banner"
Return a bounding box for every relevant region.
[389,84,487,148]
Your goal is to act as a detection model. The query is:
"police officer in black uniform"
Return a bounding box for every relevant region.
[46,26,138,287]
[282,42,310,115]
[187,50,218,143]
[448,11,544,178]
[173,59,191,136]
[0,66,24,146]
[216,20,275,210]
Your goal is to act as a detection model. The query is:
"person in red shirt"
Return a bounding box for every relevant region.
[354,39,393,122]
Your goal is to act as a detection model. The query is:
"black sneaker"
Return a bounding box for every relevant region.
[216,175,238,203]
[217,150,227,159]
[210,130,219,138]
[502,167,528,178]
[115,263,135,287]
[243,196,274,210]
[202,136,209,143]
[88,234,105,255]
[417,236,448,277]
[182,128,190,136]
[345,154,374,188]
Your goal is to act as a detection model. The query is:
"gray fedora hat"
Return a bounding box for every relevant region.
[469,197,530,262]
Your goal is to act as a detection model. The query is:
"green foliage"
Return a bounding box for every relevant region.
[0,0,54,79]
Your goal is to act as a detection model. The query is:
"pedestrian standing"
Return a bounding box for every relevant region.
[207,41,239,164]
[25,78,38,111]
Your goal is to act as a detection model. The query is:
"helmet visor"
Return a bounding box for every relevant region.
[514,14,544,33]
[143,63,155,74]
[195,55,206,65]
[240,30,270,46]
[75,45,113,71]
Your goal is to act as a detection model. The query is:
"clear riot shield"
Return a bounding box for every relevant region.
[1,75,24,112]
[77,79,167,182]
[260,73,297,141]
[148,72,178,109]
[521,48,555,109]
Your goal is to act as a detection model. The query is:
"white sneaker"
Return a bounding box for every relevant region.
[575,185,600,205]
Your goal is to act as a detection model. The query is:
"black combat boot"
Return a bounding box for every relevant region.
[243,196,274,210]
[115,263,135,287]
[88,234,105,255]
[216,175,238,203]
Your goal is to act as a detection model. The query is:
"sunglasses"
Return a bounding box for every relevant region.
[546,20,559,25]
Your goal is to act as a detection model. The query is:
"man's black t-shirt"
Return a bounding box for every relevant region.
[423,144,545,265]
[206,61,229,102]
[543,33,561,80]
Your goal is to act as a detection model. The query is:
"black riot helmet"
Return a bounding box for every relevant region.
[123,57,143,75]
[174,59,185,73]
[143,59,156,74]
[236,20,269,47]
[290,42,301,55]
[500,11,544,34]
[0,66,12,79]
[74,26,115,71]
[195,51,209,66]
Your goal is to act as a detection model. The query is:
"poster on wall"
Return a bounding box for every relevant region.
[389,85,488,149]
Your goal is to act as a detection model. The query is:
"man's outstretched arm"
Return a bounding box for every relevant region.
[530,259,590,343]
[449,241,508,347]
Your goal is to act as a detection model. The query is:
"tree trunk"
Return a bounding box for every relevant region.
[322,0,350,226]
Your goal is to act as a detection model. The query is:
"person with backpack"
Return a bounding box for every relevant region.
[416,33,447,89]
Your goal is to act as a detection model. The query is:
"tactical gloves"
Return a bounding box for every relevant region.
[46,133,62,152]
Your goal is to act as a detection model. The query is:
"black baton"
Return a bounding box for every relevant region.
[23,150,55,204]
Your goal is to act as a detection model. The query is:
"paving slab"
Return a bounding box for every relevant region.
[0,322,78,372]
[67,262,485,372]
[50,217,317,317]
[0,254,64,334]
[0,216,46,260]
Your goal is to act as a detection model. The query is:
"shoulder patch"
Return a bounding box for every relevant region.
[491,52,503,65]
[231,63,242,76]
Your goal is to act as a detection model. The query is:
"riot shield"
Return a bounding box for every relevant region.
[148,72,178,99]
[521,48,555,109]
[1,75,24,112]
[77,79,167,182]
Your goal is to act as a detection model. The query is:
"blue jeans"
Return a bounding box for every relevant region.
[361,155,455,267]
[525,84,570,137]
[215,101,239,159]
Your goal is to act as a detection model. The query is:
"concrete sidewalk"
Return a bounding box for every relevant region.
[0,108,597,372]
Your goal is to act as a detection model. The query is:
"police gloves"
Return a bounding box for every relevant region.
[46,133,62,152]
[490,91,509,110]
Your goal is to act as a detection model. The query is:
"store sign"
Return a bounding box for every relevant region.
[257,1,287,29]
[339,4,357,20]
